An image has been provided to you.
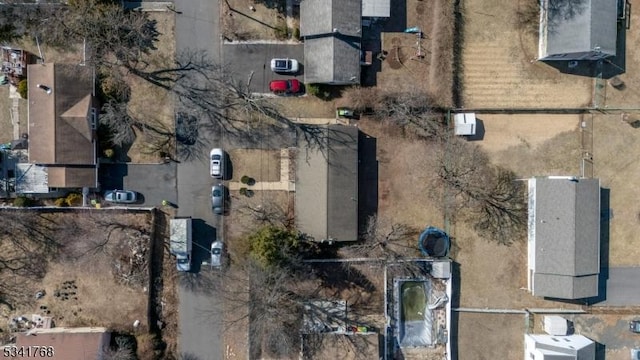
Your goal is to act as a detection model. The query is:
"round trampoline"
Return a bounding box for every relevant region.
[418,227,450,257]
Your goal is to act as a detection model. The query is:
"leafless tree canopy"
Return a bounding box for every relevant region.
[349,214,419,259]
[435,137,527,245]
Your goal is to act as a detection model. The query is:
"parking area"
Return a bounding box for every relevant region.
[223,42,303,94]
[99,163,178,207]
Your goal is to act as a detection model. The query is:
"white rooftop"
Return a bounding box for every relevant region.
[362,0,390,17]
[454,113,477,136]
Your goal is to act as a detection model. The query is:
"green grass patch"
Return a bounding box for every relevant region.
[401,281,427,322]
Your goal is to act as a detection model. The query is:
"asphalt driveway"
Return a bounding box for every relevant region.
[595,267,640,306]
[223,43,304,94]
[99,163,178,206]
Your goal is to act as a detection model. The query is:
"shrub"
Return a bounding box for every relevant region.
[306,84,331,100]
[13,196,32,207]
[247,177,256,186]
[103,148,115,158]
[17,79,28,99]
[239,187,248,196]
[54,198,67,207]
[240,175,250,184]
[65,193,82,207]
[293,27,300,41]
[248,225,300,268]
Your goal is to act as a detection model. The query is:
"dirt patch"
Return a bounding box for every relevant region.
[228,148,281,182]
[456,313,525,360]
[377,0,454,107]
[461,0,593,108]
[223,0,291,41]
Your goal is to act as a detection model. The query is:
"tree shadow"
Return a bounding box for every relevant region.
[191,219,218,274]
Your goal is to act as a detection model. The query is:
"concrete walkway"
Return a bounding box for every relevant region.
[228,148,295,191]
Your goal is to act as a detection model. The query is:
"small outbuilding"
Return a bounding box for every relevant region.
[453,113,477,136]
[543,315,570,336]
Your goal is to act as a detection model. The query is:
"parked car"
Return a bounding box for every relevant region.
[270,58,299,73]
[210,148,224,178]
[104,190,137,203]
[631,320,640,333]
[211,184,224,214]
[210,240,223,268]
[632,348,640,360]
[269,79,302,95]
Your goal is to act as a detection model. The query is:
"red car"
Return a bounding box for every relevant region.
[269,79,302,95]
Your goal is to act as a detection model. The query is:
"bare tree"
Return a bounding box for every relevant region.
[348,214,419,259]
[434,137,527,245]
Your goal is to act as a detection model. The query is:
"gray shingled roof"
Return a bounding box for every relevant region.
[529,177,601,299]
[300,0,361,37]
[539,0,617,59]
[303,36,361,84]
[295,125,359,242]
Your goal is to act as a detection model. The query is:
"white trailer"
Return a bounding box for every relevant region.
[170,217,193,272]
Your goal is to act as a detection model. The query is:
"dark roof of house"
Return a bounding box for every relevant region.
[303,36,361,84]
[300,0,361,37]
[28,63,95,166]
[295,124,359,242]
[530,177,601,299]
[539,0,617,58]
[16,327,110,360]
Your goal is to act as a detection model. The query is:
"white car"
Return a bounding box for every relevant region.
[104,190,137,203]
[211,240,223,268]
[270,58,299,73]
[210,148,224,178]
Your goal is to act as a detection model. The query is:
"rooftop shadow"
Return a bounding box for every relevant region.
[358,130,378,237]
[541,21,627,79]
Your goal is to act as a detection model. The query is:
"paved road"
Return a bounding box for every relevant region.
[99,163,177,206]
[223,43,304,93]
[174,0,225,358]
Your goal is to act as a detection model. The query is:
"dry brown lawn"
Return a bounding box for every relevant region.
[461,0,592,108]
[126,12,176,163]
[223,0,289,41]
[0,86,12,144]
[228,148,281,182]
[456,313,525,360]
[378,0,454,107]
[1,211,154,337]
[270,96,336,119]
[593,114,640,266]
[477,114,582,177]
[601,0,640,108]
